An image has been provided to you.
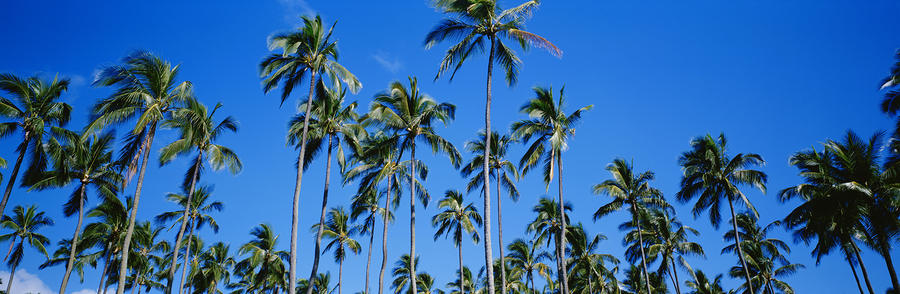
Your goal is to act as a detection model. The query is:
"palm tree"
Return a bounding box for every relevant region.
[425,2,561,289]
[235,224,289,293]
[159,98,241,294]
[622,265,667,294]
[367,77,461,294]
[415,272,440,294]
[879,50,900,164]
[39,238,103,286]
[351,188,391,294]
[723,214,802,294]
[506,239,551,293]
[682,266,727,294]
[460,130,519,291]
[190,242,235,294]
[29,129,120,294]
[0,205,52,294]
[623,209,704,294]
[512,86,592,294]
[259,15,361,294]
[432,190,483,294]
[293,80,363,292]
[83,195,131,294]
[594,158,667,294]
[157,186,223,294]
[526,197,571,288]
[318,207,361,294]
[391,254,419,294]
[126,222,168,294]
[297,272,333,294]
[89,51,194,294]
[565,224,618,294]
[446,266,475,294]
[676,133,767,294]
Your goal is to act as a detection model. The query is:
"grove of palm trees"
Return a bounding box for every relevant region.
[0,1,898,294]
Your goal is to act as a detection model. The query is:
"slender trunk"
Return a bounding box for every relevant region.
[167,152,203,294]
[0,133,30,217]
[4,236,15,261]
[98,248,111,294]
[366,219,375,294]
[852,241,876,294]
[339,257,344,294]
[378,177,393,294]
[179,218,197,294]
[632,201,652,294]
[765,279,774,294]
[7,257,19,294]
[495,170,507,294]
[482,36,497,294]
[670,258,681,294]
[292,71,318,294]
[587,268,593,294]
[880,247,900,292]
[458,242,464,294]
[555,155,569,294]
[409,143,418,294]
[727,199,754,294]
[553,232,564,294]
[664,269,677,294]
[306,135,334,294]
[131,272,138,294]
[60,183,87,294]
[847,254,865,294]
[116,123,157,294]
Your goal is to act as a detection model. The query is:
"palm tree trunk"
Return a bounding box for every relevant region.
[116,123,157,294]
[553,232,564,294]
[179,218,197,294]
[587,268,593,294]
[306,135,335,294]
[846,254,865,294]
[4,236,15,261]
[458,243,464,294]
[378,177,393,294]
[670,259,681,294]
[851,241,876,294]
[482,35,497,294]
[167,152,203,294]
[60,183,87,294]
[727,199,755,294]
[7,255,19,294]
[339,257,344,294]
[98,247,111,294]
[631,201,652,294]
[555,155,569,294]
[495,170,507,294]
[0,134,29,217]
[409,142,418,294]
[880,247,900,292]
[292,71,318,294]
[366,219,375,294]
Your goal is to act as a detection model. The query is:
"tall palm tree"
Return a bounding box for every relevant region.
[89,51,194,294]
[512,86,592,294]
[157,186,223,294]
[0,73,71,216]
[526,197,571,288]
[159,98,241,294]
[432,190,483,294]
[565,224,618,294]
[259,15,361,294]
[506,239,551,293]
[723,213,803,294]
[594,158,667,294]
[30,129,121,294]
[368,77,461,294]
[624,209,704,294]
[391,254,419,294]
[235,224,289,294]
[293,80,363,291]
[425,2,561,290]
[351,188,391,294]
[319,207,361,294]
[83,195,131,294]
[676,133,767,294]
[0,205,52,294]
[190,242,234,294]
[460,130,519,291]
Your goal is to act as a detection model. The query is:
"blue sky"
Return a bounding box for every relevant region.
[1,0,899,293]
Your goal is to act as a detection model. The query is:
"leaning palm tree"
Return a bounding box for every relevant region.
[526,197,571,289]
[319,207,361,294]
[0,205,53,294]
[512,86,592,294]
[676,133,767,294]
[594,158,667,294]
[432,190,483,294]
[425,3,561,290]
[460,130,519,291]
[29,129,120,294]
[367,77,461,294]
[89,51,194,294]
[259,14,361,294]
[293,80,363,292]
[506,239,551,293]
[159,98,241,294]
[0,73,71,216]
[235,224,289,293]
[723,213,802,294]
[156,186,223,294]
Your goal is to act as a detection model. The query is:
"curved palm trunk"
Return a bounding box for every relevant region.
[98,247,112,294]
[306,135,335,294]
[7,251,20,294]
[179,218,197,294]
[495,170,507,294]
[60,183,88,294]
[0,134,30,217]
[482,36,497,294]
[4,236,15,261]
[631,201,652,294]
[879,247,900,292]
[555,155,569,294]
[378,178,393,294]
[167,152,203,294]
[116,123,157,294]
[366,218,375,294]
[409,143,418,294]
[727,199,754,294]
[292,71,318,294]
[457,242,464,294]
[851,241,875,294]
[846,254,865,294]
[670,259,681,294]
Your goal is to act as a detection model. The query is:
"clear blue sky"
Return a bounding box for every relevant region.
[1,1,899,293]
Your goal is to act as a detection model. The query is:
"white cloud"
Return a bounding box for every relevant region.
[276,0,316,23]
[70,289,97,294]
[373,51,403,74]
[0,269,53,294]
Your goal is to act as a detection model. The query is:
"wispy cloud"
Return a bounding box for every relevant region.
[71,289,98,294]
[0,269,53,294]
[276,0,315,23]
[373,51,403,74]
